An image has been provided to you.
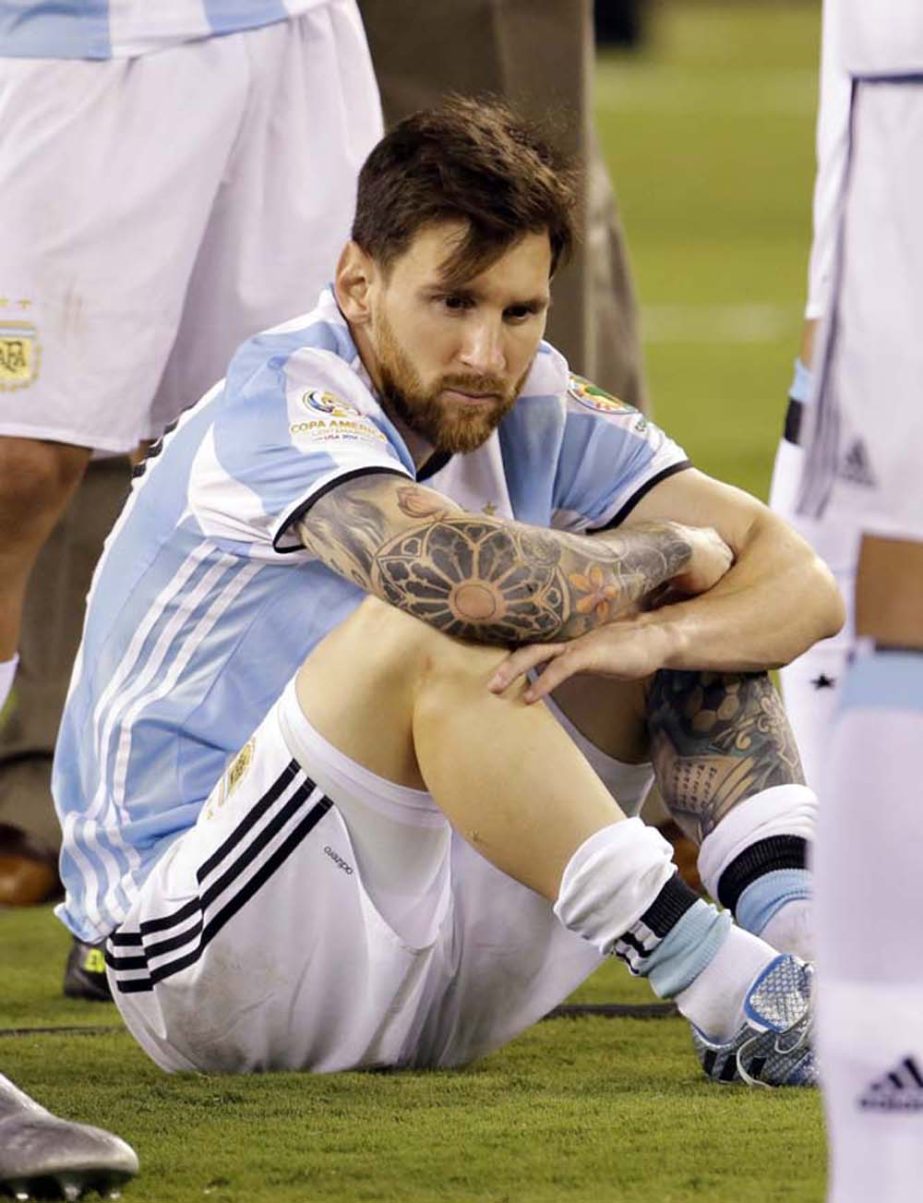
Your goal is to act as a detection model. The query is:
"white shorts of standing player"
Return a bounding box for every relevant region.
[0,0,382,453]
[799,71,923,1203]
[769,436,860,790]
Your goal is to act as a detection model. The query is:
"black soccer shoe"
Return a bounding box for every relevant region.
[0,1074,138,1200]
[63,939,112,1003]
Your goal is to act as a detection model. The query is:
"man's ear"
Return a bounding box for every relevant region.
[335,241,378,326]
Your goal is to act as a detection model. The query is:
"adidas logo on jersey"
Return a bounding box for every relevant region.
[857,1055,923,1112]
[838,438,877,488]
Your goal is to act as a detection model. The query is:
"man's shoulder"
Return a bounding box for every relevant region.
[225,290,362,399]
[209,294,385,444]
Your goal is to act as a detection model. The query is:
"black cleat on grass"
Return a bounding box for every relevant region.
[63,939,112,1004]
[0,1074,138,1200]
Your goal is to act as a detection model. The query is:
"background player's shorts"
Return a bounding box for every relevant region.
[799,78,923,545]
[769,434,860,788]
[0,0,381,453]
[105,680,610,1074]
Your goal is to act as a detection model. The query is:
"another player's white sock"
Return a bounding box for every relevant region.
[817,649,923,1203]
[0,654,18,714]
[553,819,775,1039]
[698,785,816,960]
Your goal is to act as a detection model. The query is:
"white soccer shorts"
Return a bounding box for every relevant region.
[769,435,859,789]
[106,679,610,1074]
[0,0,381,452]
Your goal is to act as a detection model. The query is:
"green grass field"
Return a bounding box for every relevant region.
[2,5,827,1200]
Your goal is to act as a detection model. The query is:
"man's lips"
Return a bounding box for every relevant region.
[441,387,502,406]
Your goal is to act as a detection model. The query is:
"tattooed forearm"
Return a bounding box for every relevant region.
[296,490,390,590]
[647,670,805,843]
[298,476,693,644]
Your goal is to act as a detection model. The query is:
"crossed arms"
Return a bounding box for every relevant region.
[296,467,844,683]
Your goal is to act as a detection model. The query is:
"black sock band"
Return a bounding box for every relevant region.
[639,872,699,937]
[717,835,809,914]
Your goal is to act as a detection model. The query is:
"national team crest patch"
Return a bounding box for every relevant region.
[0,321,40,390]
[301,389,356,418]
[204,738,256,821]
[227,739,255,794]
[568,373,636,415]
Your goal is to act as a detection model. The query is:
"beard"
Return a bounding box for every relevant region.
[373,309,528,455]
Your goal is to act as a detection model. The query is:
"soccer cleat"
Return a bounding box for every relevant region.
[0,1074,138,1200]
[63,938,112,1003]
[691,953,817,1087]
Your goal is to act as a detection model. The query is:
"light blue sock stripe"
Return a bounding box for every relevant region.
[789,358,813,405]
[642,902,732,999]
[735,869,811,936]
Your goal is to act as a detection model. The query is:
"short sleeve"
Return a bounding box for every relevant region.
[552,374,691,532]
[187,343,414,559]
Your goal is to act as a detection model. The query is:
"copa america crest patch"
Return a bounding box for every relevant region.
[567,373,636,415]
[301,389,356,418]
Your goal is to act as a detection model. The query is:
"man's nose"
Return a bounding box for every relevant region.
[458,319,506,376]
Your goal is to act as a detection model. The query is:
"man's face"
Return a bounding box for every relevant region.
[361,223,552,454]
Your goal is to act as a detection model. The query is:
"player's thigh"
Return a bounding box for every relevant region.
[295,594,512,791]
[0,50,246,451]
[106,685,449,1074]
[413,833,603,1069]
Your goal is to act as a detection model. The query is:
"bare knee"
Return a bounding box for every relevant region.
[0,437,90,542]
[332,595,508,691]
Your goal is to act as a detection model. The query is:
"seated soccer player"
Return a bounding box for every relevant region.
[52,99,843,1084]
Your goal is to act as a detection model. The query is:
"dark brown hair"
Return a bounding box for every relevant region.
[351,96,578,284]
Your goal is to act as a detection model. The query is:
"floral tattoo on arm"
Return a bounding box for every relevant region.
[297,476,692,645]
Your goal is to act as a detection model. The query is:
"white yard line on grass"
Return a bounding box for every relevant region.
[641,302,795,343]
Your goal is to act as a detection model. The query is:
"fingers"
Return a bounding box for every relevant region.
[487,643,565,695]
[488,642,587,703]
[518,650,585,701]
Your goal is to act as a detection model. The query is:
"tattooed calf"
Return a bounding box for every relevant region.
[647,670,805,844]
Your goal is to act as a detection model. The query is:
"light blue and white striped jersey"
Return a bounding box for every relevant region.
[0,0,329,59]
[53,287,690,942]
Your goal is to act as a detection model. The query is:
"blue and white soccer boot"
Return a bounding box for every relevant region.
[691,954,817,1087]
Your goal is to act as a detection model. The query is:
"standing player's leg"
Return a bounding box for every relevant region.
[816,641,923,1203]
[0,46,259,910]
[0,438,90,710]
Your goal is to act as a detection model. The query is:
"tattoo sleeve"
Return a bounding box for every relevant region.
[647,670,805,843]
[296,475,692,644]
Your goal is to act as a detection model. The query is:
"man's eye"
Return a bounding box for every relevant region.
[504,306,536,322]
[441,295,472,311]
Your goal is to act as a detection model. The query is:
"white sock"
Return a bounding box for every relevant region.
[760,897,814,961]
[674,926,777,1042]
[0,654,18,715]
[816,651,923,1203]
[697,785,816,954]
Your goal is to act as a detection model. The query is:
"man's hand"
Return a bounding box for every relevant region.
[668,525,734,595]
[488,616,678,700]
[487,526,732,701]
